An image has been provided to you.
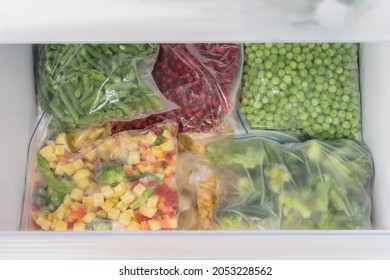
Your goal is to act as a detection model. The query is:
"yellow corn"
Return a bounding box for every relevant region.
[101,185,115,199]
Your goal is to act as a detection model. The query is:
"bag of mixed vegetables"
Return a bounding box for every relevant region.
[36,44,177,129]
[206,135,373,230]
[111,43,243,133]
[22,113,179,231]
[236,43,362,141]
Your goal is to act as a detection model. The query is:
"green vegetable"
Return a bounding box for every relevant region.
[36,154,73,207]
[127,173,163,184]
[85,218,112,231]
[240,43,361,140]
[96,163,126,185]
[207,137,373,230]
[130,187,155,209]
[36,44,166,129]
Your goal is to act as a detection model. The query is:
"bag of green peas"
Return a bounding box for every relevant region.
[236,43,362,141]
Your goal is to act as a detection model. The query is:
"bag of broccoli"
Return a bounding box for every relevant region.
[206,135,373,230]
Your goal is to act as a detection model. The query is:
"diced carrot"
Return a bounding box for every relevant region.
[163,177,171,186]
[161,218,169,229]
[125,166,133,176]
[66,205,87,223]
[140,221,149,231]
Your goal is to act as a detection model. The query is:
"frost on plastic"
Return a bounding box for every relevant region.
[206,135,373,230]
[36,44,178,129]
[22,115,179,231]
[112,43,243,133]
[238,43,361,141]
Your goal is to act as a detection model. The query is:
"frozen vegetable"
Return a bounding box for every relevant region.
[26,122,179,231]
[206,135,373,230]
[239,43,361,141]
[36,44,177,129]
[111,43,243,133]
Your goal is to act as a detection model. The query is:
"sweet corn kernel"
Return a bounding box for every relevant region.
[147,195,159,208]
[62,194,73,207]
[83,213,96,223]
[36,216,52,231]
[70,202,82,211]
[49,161,57,169]
[162,129,171,139]
[133,184,146,197]
[101,185,115,199]
[109,198,119,205]
[85,162,94,170]
[128,221,141,230]
[54,145,65,156]
[96,210,107,218]
[139,205,157,218]
[47,213,54,222]
[107,208,120,221]
[85,150,96,162]
[73,169,91,181]
[70,188,83,201]
[118,212,132,225]
[138,164,147,173]
[54,211,66,221]
[120,191,136,204]
[148,219,162,231]
[54,164,66,176]
[124,209,134,218]
[73,159,85,170]
[101,200,114,212]
[75,178,90,190]
[73,222,85,231]
[166,218,178,229]
[54,220,68,231]
[151,146,163,158]
[39,146,56,161]
[82,196,94,207]
[116,200,129,212]
[112,147,122,159]
[128,142,138,152]
[89,182,98,191]
[128,151,140,165]
[113,182,128,197]
[64,163,77,176]
[55,133,67,145]
[93,193,104,207]
[145,131,157,145]
[160,140,174,152]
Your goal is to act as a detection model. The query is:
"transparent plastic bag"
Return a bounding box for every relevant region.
[111,43,243,133]
[36,44,178,129]
[206,135,373,230]
[22,113,179,231]
[177,152,217,230]
[237,43,362,141]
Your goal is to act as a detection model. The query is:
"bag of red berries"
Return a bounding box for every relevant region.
[112,43,243,134]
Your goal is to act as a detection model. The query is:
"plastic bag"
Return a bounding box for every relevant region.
[111,43,243,133]
[206,135,373,230]
[237,43,361,141]
[177,152,217,230]
[22,113,179,231]
[36,44,178,129]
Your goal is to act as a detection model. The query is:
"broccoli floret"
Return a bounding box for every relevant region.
[214,211,262,230]
[96,163,125,185]
[85,218,112,231]
[37,154,73,207]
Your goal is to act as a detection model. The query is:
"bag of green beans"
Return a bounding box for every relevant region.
[35,44,178,129]
[236,43,362,141]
